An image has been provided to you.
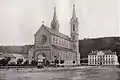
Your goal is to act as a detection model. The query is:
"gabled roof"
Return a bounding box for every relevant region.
[35,25,70,40]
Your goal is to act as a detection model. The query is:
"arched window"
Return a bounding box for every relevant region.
[59,39,60,44]
[73,24,75,31]
[56,38,58,44]
[53,37,55,43]
[56,38,59,44]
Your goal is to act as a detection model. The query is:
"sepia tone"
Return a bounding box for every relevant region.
[0,0,120,80]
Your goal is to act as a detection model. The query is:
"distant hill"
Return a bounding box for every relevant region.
[0,45,34,54]
[79,37,120,58]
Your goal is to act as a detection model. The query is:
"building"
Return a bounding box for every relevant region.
[34,5,80,65]
[28,47,34,64]
[88,50,119,65]
[0,52,26,64]
[10,54,26,64]
[0,45,34,59]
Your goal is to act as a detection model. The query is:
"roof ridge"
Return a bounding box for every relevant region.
[44,26,70,40]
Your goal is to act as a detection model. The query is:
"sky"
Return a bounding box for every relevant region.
[0,0,119,45]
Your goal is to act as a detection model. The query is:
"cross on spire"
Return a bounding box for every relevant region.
[42,21,44,24]
[41,21,45,26]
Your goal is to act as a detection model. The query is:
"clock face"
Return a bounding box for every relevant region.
[40,35,47,45]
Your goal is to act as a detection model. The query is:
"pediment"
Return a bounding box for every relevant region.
[34,25,50,36]
[97,51,105,55]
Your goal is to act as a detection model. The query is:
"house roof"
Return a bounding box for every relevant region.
[0,53,28,59]
[89,50,116,55]
[35,25,70,40]
[1,53,16,58]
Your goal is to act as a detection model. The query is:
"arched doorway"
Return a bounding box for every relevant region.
[100,62,102,65]
[38,53,46,62]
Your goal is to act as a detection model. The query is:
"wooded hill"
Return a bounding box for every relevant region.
[79,37,120,58]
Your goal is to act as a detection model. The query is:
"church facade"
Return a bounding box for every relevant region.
[34,5,80,65]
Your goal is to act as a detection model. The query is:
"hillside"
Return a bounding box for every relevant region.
[0,45,34,54]
[79,37,120,58]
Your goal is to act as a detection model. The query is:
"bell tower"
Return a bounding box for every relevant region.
[70,4,80,65]
[51,6,59,32]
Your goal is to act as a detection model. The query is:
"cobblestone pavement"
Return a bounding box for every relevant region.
[0,66,120,80]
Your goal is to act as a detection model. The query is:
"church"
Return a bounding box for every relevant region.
[34,5,80,65]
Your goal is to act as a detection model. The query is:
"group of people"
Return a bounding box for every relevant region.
[0,56,66,70]
[37,56,65,68]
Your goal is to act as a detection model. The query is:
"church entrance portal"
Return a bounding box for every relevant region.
[38,53,46,62]
[100,62,102,65]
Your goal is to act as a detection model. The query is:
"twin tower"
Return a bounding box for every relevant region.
[50,4,80,64]
[50,4,79,52]
[34,4,80,65]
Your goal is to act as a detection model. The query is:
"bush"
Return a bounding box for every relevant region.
[37,64,44,69]
[0,58,9,66]
[31,60,38,66]
[17,58,23,65]
[24,60,29,66]
[55,60,59,64]
[60,60,64,64]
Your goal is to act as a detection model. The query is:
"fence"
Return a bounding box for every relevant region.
[0,66,36,69]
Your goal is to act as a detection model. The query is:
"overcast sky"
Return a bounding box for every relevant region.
[0,0,119,45]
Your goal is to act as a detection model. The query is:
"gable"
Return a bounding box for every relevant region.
[35,25,70,40]
[97,51,105,55]
[34,25,52,47]
[34,25,50,36]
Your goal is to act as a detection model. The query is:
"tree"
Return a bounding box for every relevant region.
[60,60,64,64]
[55,59,59,64]
[46,60,50,66]
[0,46,4,52]
[6,57,11,63]
[24,60,29,66]
[0,58,8,66]
[42,58,47,67]
[31,60,38,66]
[17,58,23,65]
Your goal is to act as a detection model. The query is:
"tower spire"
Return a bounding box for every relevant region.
[53,6,57,21]
[70,4,80,65]
[51,6,59,32]
[72,4,76,18]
